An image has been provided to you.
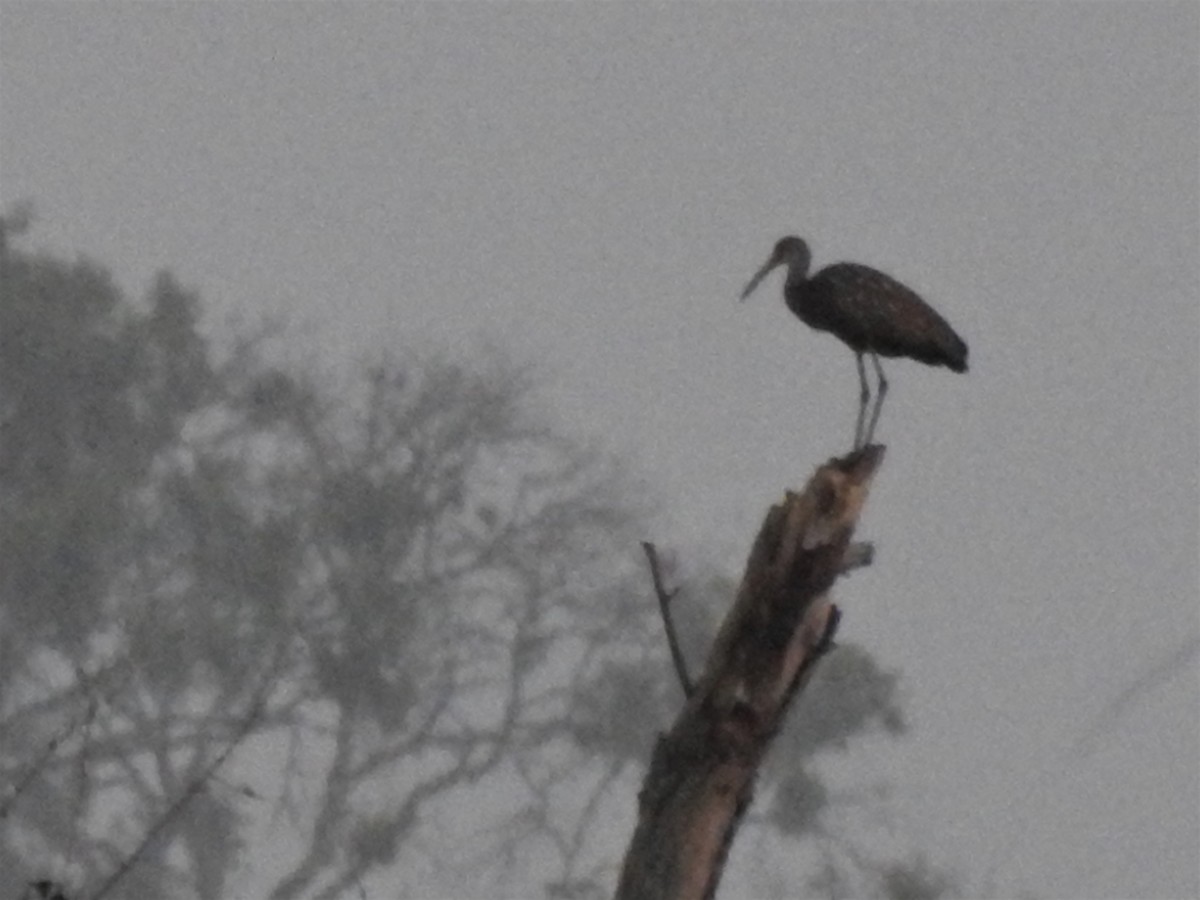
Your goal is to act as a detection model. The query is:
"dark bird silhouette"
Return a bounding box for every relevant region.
[741,236,968,448]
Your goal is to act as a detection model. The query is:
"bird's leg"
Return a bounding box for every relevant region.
[854,352,870,450]
[864,351,888,446]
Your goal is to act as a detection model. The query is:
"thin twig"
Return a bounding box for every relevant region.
[1,717,80,821]
[641,541,693,697]
[89,699,265,900]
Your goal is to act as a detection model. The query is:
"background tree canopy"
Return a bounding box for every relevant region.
[1,215,942,900]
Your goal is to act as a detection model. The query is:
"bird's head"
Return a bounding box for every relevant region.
[740,235,811,300]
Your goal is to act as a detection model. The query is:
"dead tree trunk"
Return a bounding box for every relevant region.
[616,446,885,900]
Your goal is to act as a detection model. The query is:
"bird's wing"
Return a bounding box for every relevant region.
[818,263,965,365]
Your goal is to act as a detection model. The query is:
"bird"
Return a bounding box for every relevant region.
[740,236,967,449]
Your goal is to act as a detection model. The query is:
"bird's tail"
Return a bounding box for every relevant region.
[944,334,969,372]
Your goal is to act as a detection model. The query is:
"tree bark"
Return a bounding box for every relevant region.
[616,446,885,900]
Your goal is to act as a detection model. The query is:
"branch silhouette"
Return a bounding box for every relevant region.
[617,447,884,900]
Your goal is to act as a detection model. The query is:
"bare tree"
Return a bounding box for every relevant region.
[616,449,883,900]
[0,224,647,899]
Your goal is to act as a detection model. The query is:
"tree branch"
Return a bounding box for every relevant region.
[642,542,694,698]
[90,698,265,900]
[616,446,884,900]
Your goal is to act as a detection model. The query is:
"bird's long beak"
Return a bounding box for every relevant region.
[739,254,780,301]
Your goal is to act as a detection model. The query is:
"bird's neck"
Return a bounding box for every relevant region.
[784,263,810,290]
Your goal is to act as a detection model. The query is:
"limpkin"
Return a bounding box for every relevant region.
[741,236,968,449]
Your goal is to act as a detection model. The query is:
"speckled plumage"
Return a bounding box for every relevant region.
[793,261,967,371]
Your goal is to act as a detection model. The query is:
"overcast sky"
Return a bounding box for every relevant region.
[2,3,1197,898]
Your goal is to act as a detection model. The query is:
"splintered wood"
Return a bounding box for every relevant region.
[616,446,884,900]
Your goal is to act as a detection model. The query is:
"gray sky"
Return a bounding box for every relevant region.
[2,3,1197,898]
